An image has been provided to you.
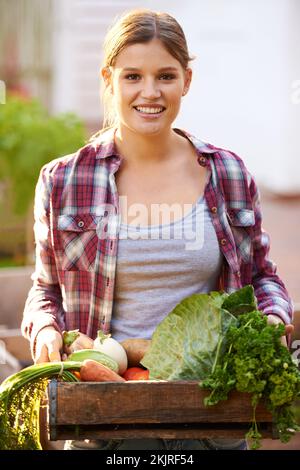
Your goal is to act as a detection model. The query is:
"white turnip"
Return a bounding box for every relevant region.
[93,330,128,375]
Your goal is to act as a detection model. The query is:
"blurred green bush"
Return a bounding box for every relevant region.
[0,94,86,215]
[0,94,87,264]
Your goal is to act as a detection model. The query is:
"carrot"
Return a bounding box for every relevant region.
[80,359,126,382]
[72,371,81,380]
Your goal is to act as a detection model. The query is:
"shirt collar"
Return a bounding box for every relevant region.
[173,128,221,155]
[93,126,218,160]
[93,127,120,159]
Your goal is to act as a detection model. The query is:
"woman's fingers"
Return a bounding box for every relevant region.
[35,343,49,364]
[48,342,62,362]
[267,315,294,348]
[285,324,294,336]
[35,342,61,363]
[34,327,63,363]
[280,336,288,347]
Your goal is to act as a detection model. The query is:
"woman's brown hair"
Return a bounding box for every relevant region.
[92,8,194,136]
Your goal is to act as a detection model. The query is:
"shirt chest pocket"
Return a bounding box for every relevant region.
[226,208,255,263]
[57,213,101,271]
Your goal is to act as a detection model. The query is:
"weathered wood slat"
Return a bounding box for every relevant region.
[53,381,272,425]
[56,381,272,425]
[52,423,274,440]
[48,380,274,440]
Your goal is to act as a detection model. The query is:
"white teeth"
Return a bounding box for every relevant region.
[135,106,164,114]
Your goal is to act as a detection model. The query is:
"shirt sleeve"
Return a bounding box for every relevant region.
[21,164,66,358]
[249,173,294,325]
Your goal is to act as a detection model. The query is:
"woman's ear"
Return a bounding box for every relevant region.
[182,67,192,96]
[101,66,113,93]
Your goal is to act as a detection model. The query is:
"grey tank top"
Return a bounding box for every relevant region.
[111,195,223,341]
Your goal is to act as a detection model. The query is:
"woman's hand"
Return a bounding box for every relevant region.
[34,326,63,363]
[267,314,294,347]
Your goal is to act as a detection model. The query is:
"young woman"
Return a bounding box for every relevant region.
[22,9,294,450]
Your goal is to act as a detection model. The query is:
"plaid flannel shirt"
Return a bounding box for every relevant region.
[21,127,294,354]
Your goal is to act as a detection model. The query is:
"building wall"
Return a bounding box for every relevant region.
[0,0,53,109]
[51,0,142,125]
[50,0,300,192]
[166,0,300,193]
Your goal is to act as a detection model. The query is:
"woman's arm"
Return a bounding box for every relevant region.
[249,174,294,344]
[21,165,65,360]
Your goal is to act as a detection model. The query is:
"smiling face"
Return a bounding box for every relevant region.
[102,38,192,136]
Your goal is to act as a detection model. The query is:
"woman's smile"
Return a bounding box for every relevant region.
[133,104,166,118]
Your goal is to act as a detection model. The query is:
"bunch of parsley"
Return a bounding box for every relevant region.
[202,309,300,449]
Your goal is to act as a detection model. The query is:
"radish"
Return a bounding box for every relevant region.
[93,330,128,375]
[63,329,94,354]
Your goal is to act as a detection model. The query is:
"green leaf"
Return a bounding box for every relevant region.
[221,285,257,315]
[140,292,236,380]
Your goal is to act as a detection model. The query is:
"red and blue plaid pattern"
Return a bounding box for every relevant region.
[22,127,293,353]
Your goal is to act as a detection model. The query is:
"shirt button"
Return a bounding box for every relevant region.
[198,155,207,166]
[78,220,85,228]
[221,238,227,245]
[236,271,241,277]
[211,206,218,214]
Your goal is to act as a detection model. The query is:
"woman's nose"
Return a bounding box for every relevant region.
[140,79,161,99]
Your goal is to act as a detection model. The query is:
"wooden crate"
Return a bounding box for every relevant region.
[48,380,275,441]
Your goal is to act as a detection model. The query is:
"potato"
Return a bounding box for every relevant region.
[120,338,151,367]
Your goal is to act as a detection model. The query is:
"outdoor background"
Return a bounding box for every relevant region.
[0,0,299,450]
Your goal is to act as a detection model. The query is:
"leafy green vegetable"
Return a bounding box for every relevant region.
[141,291,236,380]
[221,284,258,315]
[0,361,81,450]
[202,310,300,449]
[141,285,300,449]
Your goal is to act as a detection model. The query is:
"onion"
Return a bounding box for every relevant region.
[93,331,128,375]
